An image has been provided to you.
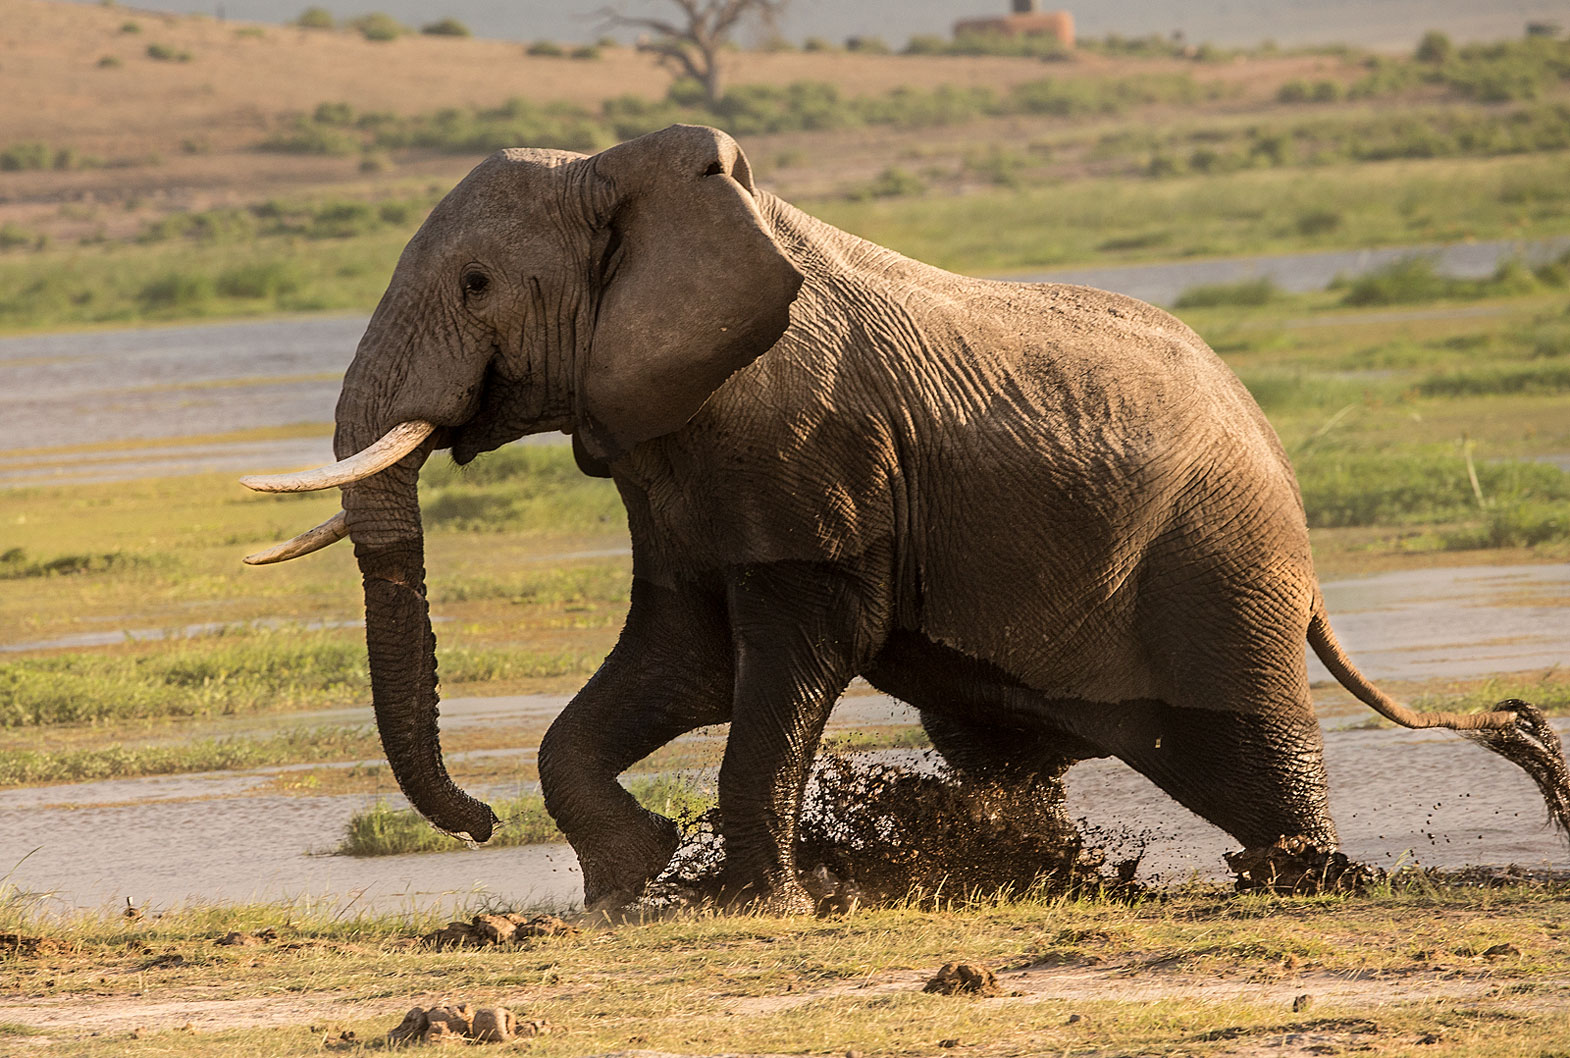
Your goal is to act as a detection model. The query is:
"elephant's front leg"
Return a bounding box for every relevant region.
[720,561,870,912]
[539,577,732,910]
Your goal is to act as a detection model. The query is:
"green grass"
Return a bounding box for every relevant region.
[0,725,378,787]
[0,630,599,728]
[336,773,714,855]
[3,882,1570,1056]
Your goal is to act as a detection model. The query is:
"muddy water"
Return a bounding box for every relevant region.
[3,560,1566,913]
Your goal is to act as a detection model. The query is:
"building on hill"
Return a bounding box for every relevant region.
[954,1,1074,48]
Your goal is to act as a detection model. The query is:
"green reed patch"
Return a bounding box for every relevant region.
[0,725,378,787]
[420,445,623,533]
[1174,277,1281,308]
[1294,448,1570,529]
[0,631,599,727]
[0,547,166,580]
[336,773,713,855]
[433,563,629,606]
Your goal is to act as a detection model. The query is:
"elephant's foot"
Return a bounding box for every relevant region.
[577,811,680,911]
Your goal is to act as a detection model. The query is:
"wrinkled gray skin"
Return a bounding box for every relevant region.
[329,125,1488,913]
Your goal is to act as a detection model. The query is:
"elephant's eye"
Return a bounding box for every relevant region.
[462,270,490,298]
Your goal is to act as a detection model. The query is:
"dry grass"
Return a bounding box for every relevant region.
[2,882,1569,1055]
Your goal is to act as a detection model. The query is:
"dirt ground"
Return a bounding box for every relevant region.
[0,0,1362,241]
[0,958,1550,1036]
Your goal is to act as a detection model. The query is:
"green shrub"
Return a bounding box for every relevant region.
[350,13,405,41]
[216,260,303,299]
[312,101,356,125]
[137,270,214,310]
[1295,208,1342,235]
[119,19,139,32]
[96,55,122,67]
[526,39,563,57]
[0,142,51,171]
[846,36,889,54]
[421,17,471,37]
[569,45,600,60]
[295,6,333,28]
[1415,30,1454,64]
[1174,277,1280,308]
[847,167,927,201]
[1295,450,1570,529]
[145,42,192,62]
[0,223,34,250]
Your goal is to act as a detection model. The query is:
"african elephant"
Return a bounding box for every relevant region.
[243,124,1570,913]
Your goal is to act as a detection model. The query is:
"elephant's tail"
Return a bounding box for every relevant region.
[1308,593,1570,838]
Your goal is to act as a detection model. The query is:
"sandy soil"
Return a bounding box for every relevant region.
[0,958,1550,1038]
[0,0,1363,240]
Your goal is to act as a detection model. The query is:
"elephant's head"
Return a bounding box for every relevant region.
[240,125,803,842]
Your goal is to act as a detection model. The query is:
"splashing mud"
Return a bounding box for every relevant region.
[645,753,1143,912]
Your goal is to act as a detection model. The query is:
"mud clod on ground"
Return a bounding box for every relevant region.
[422,913,578,950]
[387,1003,547,1045]
[0,933,57,956]
[1226,835,1382,894]
[924,962,1002,997]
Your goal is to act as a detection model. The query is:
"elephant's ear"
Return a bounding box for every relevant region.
[579,125,804,460]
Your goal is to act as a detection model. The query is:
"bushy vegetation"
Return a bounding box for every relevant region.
[294,6,333,29]
[0,142,102,172]
[0,630,599,727]
[1174,277,1280,308]
[1335,252,1570,307]
[420,445,623,534]
[1294,448,1570,530]
[337,774,712,855]
[349,12,406,41]
[1349,32,1570,103]
[0,726,377,787]
[421,17,471,37]
[144,42,192,62]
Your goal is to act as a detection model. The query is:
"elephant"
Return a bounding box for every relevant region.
[242,124,1570,913]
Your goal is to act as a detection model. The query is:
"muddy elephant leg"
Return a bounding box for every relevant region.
[719,561,869,912]
[1063,697,1337,849]
[539,576,732,909]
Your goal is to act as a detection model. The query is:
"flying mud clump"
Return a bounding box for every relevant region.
[650,753,1141,911]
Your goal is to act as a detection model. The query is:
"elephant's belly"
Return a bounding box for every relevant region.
[862,629,1137,727]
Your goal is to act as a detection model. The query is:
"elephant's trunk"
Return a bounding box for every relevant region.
[342,443,499,844]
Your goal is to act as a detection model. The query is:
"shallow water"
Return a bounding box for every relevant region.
[4,558,1566,913]
[5,237,1565,484]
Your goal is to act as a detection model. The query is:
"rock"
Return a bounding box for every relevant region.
[1065,1013,1083,1025]
[470,1008,515,1042]
[386,1007,428,1044]
[923,962,1001,997]
[1482,942,1521,960]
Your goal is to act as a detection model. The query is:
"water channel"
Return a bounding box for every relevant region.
[3,563,1565,915]
[3,236,1564,485]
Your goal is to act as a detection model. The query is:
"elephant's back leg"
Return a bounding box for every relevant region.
[1054,696,1336,850]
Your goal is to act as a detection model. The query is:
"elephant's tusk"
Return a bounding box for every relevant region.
[243,510,349,565]
[238,421,436,493]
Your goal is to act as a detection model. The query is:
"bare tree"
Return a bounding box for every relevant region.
[601,0,790,108]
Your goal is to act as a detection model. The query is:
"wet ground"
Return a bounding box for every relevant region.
[3,561,1566,914]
